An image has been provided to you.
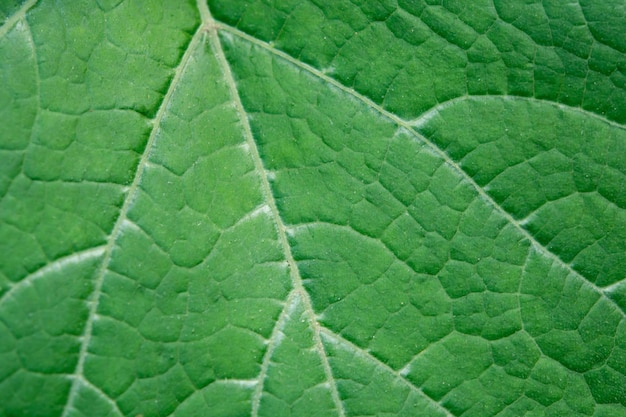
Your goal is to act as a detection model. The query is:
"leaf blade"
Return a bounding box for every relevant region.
[1,1,626,416]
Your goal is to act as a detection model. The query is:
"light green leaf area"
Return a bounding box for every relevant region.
[1,0,625,416]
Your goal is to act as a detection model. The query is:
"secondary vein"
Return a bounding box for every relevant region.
[0,0,37,38]
[412,95,626,131]
[0,246,106,307]
[321,330,454,417]
[59,20,206,417]
[250,292,297,416]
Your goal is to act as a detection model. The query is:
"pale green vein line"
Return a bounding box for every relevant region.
[203,5,346,416]
[0,0,37,38]
[23,15,42,182]
[23,15,41,129]
[196,5,291,415]
[516,248,531,334]
[73,375,124,417]
[321,329,454,417]
[412,95,626,131]
[217,23,625,319]
[59,22,206,417]
[251,291,297,416]
[224,203,271,233]
[219,379,259,387]
[603,279,626,293]
[398,335,443,378]
[286,221,426,287]
[0,246,106,306]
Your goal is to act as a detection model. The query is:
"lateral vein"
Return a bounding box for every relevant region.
[60,21,206,417]
[411,95,626,131]
[250,292,297,417]
[0,246,106,307]
[321,329,454,417]
[0,0,37,38]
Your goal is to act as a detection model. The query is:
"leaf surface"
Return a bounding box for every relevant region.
[1,0,625,416]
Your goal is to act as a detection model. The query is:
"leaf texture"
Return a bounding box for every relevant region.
[1,0,625,416]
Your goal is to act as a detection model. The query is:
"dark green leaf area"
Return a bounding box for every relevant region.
[419,98,626,302]
[222,33,626,415]
[210,0,626,123]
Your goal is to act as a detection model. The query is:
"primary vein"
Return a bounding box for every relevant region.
[201,4,347,416]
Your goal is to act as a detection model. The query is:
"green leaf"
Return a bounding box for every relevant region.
[1,0,625,416]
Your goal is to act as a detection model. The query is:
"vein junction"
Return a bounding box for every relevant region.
[200,3,348,414]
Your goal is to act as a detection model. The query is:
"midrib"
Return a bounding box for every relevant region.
[199,2,347,416]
